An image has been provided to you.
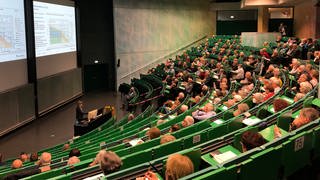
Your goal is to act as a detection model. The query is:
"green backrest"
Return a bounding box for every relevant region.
[152,139,183,160]
[182,130,208,149]
[120,149,153,170]
[239,146,282,180]
[313,126,320,159]
[207,123,228,140]
[276,111,293,131]
[281,130,314,177]
[193,165,238,180]
[222,110,234,120]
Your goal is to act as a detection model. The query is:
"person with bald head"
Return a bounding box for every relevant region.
[11,159,23,169]
[4,153,51,180]
[67,156,80,166]
[178,104,189,115]
[192,103,216,121]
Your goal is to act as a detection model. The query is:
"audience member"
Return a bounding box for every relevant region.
[62,144,70,151]
[139,154,194,180]
[241,131,267,152]
[29,153,38,162]
[146,127,161,140]
[11,159,23,169]
[181,116,194,128]
[69,148,81,158]
[160,134,176,145]
[273,98,289,112]
[192,103,216,120]
[169,124,180,133]
[67,156,80,166]
[20,152,28,163]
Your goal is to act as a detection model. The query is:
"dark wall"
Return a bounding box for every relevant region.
[217,20,257,35]
[269,19,293,37]
[216,10,257,35]
[77,0,116,91]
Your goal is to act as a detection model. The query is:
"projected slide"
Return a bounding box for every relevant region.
[0,0,27,62]
[33,1,76,57]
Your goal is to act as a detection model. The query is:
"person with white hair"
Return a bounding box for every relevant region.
[192,103,216,120]
[299,82,313,95]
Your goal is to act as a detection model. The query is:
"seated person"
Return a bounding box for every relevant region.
[181,116,194,128]
[252,93,264,105]
[299,82,313,95]
[160,134,176,145]
[4,152,51,180]
[192,103,216,120]
[263,84,275,101]
[240,71,253,85]
[137,154,194,180]
[294,93,305,102]
[233,103,249,117]
[224,99,236,108]
[157,119,168,126]
[89,150,122,175]
[20,152,28,163]
[146,127,161,140]
[273,98,289,112]
[69,148,81,158]
[178,105,189,115]
[11,159,23,169]
[67,156,80,166]
[241,131,267,152]
[169,124,180,133]
[274,108,319,138]
[62,144,70,151]
[290,108,319,130]
[30,153,38,163]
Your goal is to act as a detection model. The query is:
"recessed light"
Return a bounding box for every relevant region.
[230,15,235,19]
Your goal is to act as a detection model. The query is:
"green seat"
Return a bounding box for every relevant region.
[256,105,271,119]
[281,130,314,177]
[313,126,320,158]
[183,130,208,149]
[152,139,183,159]
[207,123,228,140]
[239,146,282,180]
[120,149,153,169]
[193,165,238,180]
[222,110,234,120]
[276,111,293,131]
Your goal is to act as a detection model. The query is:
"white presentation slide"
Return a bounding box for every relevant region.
[0,0,27,62]
[33,1,76,57]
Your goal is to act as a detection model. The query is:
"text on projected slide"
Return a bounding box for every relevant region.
[0,0,27,62]
[33,1,76,57]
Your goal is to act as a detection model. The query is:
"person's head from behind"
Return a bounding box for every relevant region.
[11,159,23,169]
[62,143,70,151]
[39,152,51,167]
[146,127,161,140]
[67,156,80,166]
[128,114,135,122]
[294,93,305,102]
[30,153,38,162]
[204,103,214,112]
[160,134,176,145]
[241,131,266,152]
[169,124,180,133]
[182,116,194,128]
[99,151,122,175]
[69,148,81,158]
[179,105,189,114]
[253,93,264,104]
[273,99,289,112]
[291,108,319,130]
[165,154,194,180]
[20,152,28,162]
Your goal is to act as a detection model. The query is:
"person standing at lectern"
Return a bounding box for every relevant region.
[76,101,87,125]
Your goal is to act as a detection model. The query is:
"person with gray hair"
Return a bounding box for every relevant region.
[89,150,122,175]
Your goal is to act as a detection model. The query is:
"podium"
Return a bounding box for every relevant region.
[74,106,113,136]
